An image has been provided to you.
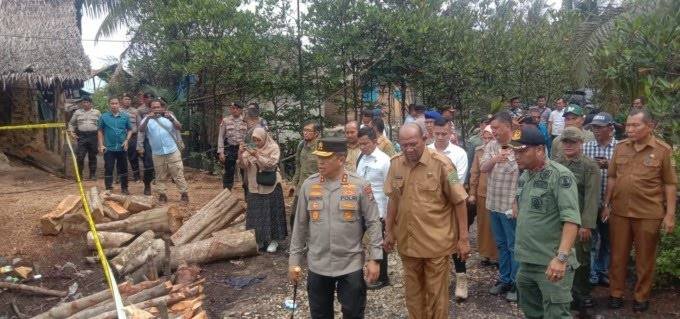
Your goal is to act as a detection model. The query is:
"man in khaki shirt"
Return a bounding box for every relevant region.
[344,121,361,172]
[68,97,101,180]
[602,109,677,312]
[384,123,470,319]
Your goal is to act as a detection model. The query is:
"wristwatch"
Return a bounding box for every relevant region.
[556,251,569,263]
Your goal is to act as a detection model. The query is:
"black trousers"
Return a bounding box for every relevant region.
[453,202,477,273]
[104,150,128,191]
[75,131,98,178]
[308,269,366,319]
[126,134,140,180]
[141,138,155,187]
[222,144,244,189]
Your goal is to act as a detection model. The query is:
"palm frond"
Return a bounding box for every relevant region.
[569,4,627,88]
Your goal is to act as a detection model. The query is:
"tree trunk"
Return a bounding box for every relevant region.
[32,281,159,319]
[66,281,172,319]
[170,230,257,268]
[86,231,135,250]
[95,206,178,234]
[118,239,165,276]
[102,194,155,213]
[40,195,81,235]
[0,282,67,297]
[84,247,125,264]
[110,230,155,273]
[170,189,244,245]
[103,201,129,220]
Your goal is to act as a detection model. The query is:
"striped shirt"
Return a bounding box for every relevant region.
[583,138,618,205]
[481,140,519,212]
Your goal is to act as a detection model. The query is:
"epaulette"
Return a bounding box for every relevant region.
[389,153,403,162]
[653,137,672,151]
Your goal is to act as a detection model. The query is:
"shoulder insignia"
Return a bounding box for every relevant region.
[653,137,672,151]
[559,175,573,188]
[447,170,459,184]
[539,170,552,180]
[389,153,403,162]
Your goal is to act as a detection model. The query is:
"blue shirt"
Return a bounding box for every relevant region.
[143,117,178,155]
[99,112,131,152]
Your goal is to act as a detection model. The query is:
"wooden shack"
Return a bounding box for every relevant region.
[0,0,90,174]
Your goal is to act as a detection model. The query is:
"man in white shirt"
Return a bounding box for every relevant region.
[428,118,468,183]
[427,117,471,300]
[548,98,567,139]
[356,126,391,290]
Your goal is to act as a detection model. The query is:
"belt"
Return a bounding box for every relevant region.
[78,130,98,135]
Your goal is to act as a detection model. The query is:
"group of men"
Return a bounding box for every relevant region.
[286,96,677,319]
[67,93,189,203]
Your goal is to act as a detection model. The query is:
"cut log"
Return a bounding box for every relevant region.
[119,239,165,275]
[84,247,125,264]
[103,193,155,213]
[86,231,135,250]
[103,201,129,220]
[61,208,89,234]
[125,244,168,284]
[191,310,207,319]
[0,282,67,297]
[210,222,246,238]
[171,189,245,245]
[40,195,82,235]
[110,230,155,273]
[169,296,204,319]
[170,230,258,268]
[88,187,107,222]
[89,286,201,319]
[66,281,172,319]
[95,206,178,234]
[32,281,159,319]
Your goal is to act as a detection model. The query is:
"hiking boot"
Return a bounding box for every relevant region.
[158,194,168,204]
[367,281,388,290]
[180,193,189,204]
[143,186,151,196]
[505,285,517,302]
[455,272,468,301]
[489,281,511,295]
[266,240,279,253]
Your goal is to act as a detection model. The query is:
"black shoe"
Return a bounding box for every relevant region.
[88,174,97,181]
[481,258,497,267]
[121,189,130,195]
[632,300,649,312]
[105,187,113,191]
[489,281,512,295]
[608,297,624,309]
[143,186,151,196]
[158,194,168,204]
[180,193,189,204]
[367,281,388,290]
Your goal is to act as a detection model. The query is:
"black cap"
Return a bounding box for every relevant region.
[413,104,426,111]
[590,112,615,126]
[312,137,347,157]
[361,109,374,116]
[510,126,546,149]
[80,96,92,102]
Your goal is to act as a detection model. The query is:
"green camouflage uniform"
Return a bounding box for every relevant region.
[515,160,582,319]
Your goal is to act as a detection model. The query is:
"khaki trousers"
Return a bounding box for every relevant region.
[401,255,450,319]
[476,197,498,261]
[609,214,662,302]
[152,150,189,194]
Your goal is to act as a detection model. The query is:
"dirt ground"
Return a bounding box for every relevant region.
[0,161,679,318]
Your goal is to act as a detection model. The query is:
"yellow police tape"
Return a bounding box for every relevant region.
[0,122,66,130]
[1,122,127,318]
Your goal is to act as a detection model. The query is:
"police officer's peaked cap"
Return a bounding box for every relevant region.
[312,137,347,157]
[510,126,546,149]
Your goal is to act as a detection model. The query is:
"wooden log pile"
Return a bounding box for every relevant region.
[31,264,206,319]
[43,188,257,282]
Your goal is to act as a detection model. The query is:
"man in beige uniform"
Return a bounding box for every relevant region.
[384,123,470,319]
[289,137,382,319]
[68,97,101,180]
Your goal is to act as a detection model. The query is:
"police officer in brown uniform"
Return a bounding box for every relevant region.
[384,123,470,319]
[289,137,382,319]
[602,109,677,312]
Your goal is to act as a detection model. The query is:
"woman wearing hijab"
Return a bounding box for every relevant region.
[238,127,287,252]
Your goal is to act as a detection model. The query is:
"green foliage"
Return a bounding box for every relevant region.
[656,214,680,286]
[91,87,110,112]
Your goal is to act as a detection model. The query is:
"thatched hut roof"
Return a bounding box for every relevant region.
[0,0,90,87]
